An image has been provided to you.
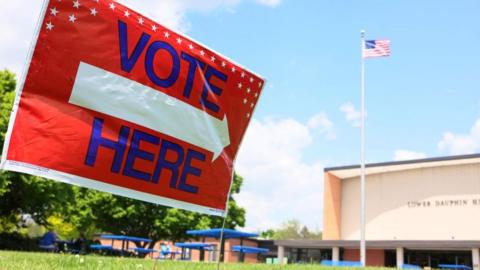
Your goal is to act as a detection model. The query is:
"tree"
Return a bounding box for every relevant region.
[0,69,15,145]
[0,70,16,199]
[67,173,246,247]
[260,229,276,239]
[273,219,303,240]
[0,174,75,227]
[261,219,322,240]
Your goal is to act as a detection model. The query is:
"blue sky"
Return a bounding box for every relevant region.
[186,0,480,164]
[1,0,480,232]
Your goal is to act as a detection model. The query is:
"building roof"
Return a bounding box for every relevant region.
[324,153,480,179]
[274,240,480,250]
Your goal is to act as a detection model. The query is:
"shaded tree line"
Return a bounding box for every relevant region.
[260,219,322,240]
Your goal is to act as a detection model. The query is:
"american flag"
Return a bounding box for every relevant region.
[363,39,391,58]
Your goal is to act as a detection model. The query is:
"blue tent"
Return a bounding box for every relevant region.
[99,234,152,254]
[185,228,259,262]
[100,234,151,243]
[174,242,214,261]
[175,242,214,250]
[186,228,258,239]
[232,245,269,254]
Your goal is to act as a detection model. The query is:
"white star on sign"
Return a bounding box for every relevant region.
[138,17,144,25]
[255,92,259,98]
[210,56,216,62]
[221,61,226,68]
[247,113,251,118]
[124,10,130,17]
[243,98,247,104]
[237,83,242,89]
[151,25,157,32]
[200,50,205,56]
[109,3,115,10]
[231,67,236,73]
[50,7,59,16]
[247,87,251,93]
[46,21,54,30]
[188,44,194,50]
[258,82,262,87]
[73,0,80,9]
[164,31,170,38]
[176,38,182,44]
[90,8,98,16]
[241,72,245,78]
[250,103,254,108]
[69,14,77,23]
[250,77,254,83]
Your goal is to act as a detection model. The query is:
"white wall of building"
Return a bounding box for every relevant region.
[341,163,480,240]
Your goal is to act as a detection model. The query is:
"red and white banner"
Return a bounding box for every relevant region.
[0,0,264,216]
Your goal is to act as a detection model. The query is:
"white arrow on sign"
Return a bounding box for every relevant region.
[69,62,230,160]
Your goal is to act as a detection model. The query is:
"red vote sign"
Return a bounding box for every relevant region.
[0,0,264,216]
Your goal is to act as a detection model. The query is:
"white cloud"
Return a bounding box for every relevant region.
[394,150,427,161]
[340,102,363,127]
[119,0,243,33]
[307,112,336,140]
[122,1,191,33]
[438,119,480,155]
[115,0,281,32]
[255,0,282,7]
[0,1,43,76]
[235,116,325,231]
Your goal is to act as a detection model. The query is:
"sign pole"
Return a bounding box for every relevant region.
[360,29,367,267]
[216,213,228,270]
[216,172,235,270]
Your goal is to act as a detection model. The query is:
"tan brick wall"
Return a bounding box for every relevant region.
[340,163,480,240]
[323,172,342,240]
[343,249,385,266]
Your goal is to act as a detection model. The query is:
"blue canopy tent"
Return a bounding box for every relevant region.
[232,245,269,262]
[186,229,258,239]
[174,242,214,261]
[186,229,259,262]
[232,246,269,254]
[175,243,214,249]
[98,234,152,255]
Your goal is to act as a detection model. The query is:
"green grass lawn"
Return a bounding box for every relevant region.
[0,250,389,270]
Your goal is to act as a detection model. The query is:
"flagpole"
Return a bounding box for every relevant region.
[360,29,367,267]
